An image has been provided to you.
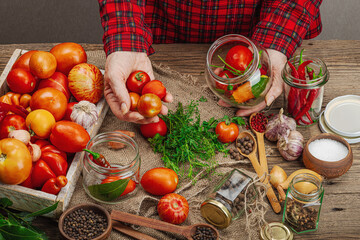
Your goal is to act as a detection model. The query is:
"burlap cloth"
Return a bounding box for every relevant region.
[68,50,270,240]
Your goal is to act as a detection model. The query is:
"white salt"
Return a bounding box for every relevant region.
[308,139,349,162]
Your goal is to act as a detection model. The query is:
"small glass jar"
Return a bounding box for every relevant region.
[282,173,324,234]
[282,55,329,126]
[82,131,140,204]
[205,34,272,109]
[200,169,257,228]
[260,222,293,240]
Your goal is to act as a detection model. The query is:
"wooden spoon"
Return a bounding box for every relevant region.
[111,210,219,240]
[236,131,281,214]
[249,112,268,174]
[112,220,157,240]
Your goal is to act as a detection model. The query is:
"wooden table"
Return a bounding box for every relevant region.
[0,41,359,239]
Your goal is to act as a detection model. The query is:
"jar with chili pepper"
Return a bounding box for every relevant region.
[205,34,272,109]
[82,131,140,204]
[282,50,329,126]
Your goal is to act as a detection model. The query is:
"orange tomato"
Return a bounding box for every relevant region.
[137,93,162,118]
[12,50,38,72]
[0,138,32,185]
[140,167,178,195]
[129,92,140,111]
[25,109,56,139]
[29,51,57,79]
[30,87,68,121]
[50,42,87,75]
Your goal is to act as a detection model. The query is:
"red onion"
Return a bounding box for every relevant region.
[277,130,304,161]
[265,108,296,142]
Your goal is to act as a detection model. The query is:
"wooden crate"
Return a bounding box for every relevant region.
[0,49,109,218]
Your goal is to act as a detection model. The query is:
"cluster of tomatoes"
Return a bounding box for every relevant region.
[0,42,104,195]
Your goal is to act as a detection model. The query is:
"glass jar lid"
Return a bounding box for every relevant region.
[260,222,293,240]
[200,199,232,229]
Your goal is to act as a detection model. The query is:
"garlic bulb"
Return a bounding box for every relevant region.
[277,130,304,161]
[28,142,41,162]
[265,108,296,142]
[70,100,99,129]
[8,129,31,145]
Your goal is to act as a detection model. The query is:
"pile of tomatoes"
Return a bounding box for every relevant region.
[0,42,104,195]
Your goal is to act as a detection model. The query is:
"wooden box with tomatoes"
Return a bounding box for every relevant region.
[0,48,109,217]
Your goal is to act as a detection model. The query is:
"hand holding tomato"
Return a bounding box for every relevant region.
[103,52,173,124]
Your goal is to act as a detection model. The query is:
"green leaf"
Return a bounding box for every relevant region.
[0,220,9,227]
[0,225,44,240]
[88,179,129,202]
[232,116,246,126]
[25,202,59,218]
[0,199,12,208]
[0,233,5,240]
[199,96,207,102]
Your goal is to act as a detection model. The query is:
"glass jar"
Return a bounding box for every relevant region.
[205,34,272,109]
[260,222,293,240]
[282,173,324,234]
[200,169,257,228]
[282,55,329,126]
[82,131,140,204]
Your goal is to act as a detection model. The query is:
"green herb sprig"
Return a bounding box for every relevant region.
[148,101,228,179]
[0,198,58,239]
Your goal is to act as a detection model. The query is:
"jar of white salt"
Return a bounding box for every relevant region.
[303,133,353,178]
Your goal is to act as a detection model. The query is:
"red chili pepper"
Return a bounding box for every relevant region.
[32,159,56,188]
[286,61,300,115]
[294,89,319,122]
[20,166,34,189]
[0,102,28,119]
[297,60,313,80]
[41,175,68,195]
[83,149,111,168]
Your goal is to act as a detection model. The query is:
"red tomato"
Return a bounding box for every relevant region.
[41,151,68,176]
[50,42,87,75]
[29,51,57,79]
[12,50,38,71]
[140,167,178,196]
[0,114,27,139]
[129,92,140,111]
[30,87,68,121]
[215,70,237,96]
[215,121,239,143]
[157,193,189,225]
[126,71,151,94]
[140,118,167,138]
[137,93,162,118]
[68,63,104,104]
[225,45,253,72]
[38,72,71,100]
[50,120,90,153]
[141,80,167,100]
[101,177,136,197]
[63,101,78,121]
[6,68,37,94]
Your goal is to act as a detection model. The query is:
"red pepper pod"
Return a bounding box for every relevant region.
[32,159,56,188]
[41,175,68,195]
[41,151,68,176]
[41,144,68,161]
[20,166,34,189]
[297,60,313,80]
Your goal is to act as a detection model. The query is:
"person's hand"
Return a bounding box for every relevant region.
[104,51,173,124]
[218,49,287,116]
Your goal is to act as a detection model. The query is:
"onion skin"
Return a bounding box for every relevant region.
[277,130,304,161]
[265,108,296,142]
[269,165,287,188]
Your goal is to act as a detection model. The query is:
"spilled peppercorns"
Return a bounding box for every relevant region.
[236,136,254,155]
[191,226,217,240]
[63,208,108,240]
[284,198,318,233]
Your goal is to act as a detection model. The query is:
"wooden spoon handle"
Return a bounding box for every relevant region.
[111,210,188,237]
[112,220,157,240]
[247,153,281,213]
[256,132,268,173]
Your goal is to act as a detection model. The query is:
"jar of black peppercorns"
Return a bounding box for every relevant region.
[282,173,324,234]
[200,169,257,228]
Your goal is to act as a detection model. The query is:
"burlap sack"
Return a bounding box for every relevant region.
[68,50,270,240]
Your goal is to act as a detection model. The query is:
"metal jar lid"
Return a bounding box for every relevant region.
[200,199,232,229]
[260,222,293,240]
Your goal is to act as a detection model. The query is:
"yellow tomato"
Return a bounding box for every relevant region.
[26,109,56,138]
[0,138,32,185]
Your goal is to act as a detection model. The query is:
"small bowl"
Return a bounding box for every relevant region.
[58,203,112,240]
[303,133,353,178]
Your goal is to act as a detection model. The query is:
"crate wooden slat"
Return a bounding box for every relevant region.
[0,49,109,218]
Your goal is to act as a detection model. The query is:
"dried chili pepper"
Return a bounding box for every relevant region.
[83,149,111,168]
[0,102,28,122]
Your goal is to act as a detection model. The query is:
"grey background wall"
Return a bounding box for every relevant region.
[0,0,358,44]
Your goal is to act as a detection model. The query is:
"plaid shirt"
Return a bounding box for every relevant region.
[98,0,322,58]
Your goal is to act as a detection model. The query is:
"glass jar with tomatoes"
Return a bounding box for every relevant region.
[82,131,140,204]
[205,34,272,109]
